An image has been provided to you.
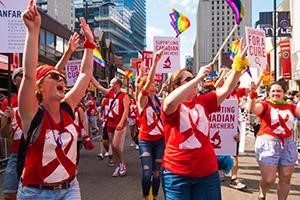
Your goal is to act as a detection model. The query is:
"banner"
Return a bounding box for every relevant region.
[245,27,267,70]
[257,11,291,37]
[65,60,81,87]
[153,36,180,73]
[209,99,239,156]
[141,50,163,83]
[257,12,273,37]
[0,0,27,53]
[280,39,292,80]
[277,12,291,37]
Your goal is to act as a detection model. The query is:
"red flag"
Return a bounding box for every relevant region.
[279,40,291,80]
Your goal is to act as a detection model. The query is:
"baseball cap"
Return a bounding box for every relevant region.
[12,67,23,80]
[36,65,58,82]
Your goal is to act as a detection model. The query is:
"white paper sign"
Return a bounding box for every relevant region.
[65,60,81,87]
[245,27,267,70]
[0,0,27,53]
[153,36,180,73]
[209,99,239,156]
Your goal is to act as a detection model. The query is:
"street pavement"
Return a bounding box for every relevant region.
[1,133,299,200]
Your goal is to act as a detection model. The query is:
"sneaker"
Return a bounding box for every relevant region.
[135,145,139,150]
[229,179,247,190]
[104,152,109,157]
[97,153,104,160]
[112,166,120,177]
[108,159,115,167]
[119,163,127,177]
[130,142,135,147]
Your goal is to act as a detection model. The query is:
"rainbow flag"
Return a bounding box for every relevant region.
[226,0,245,25]
[93,49,105,68]
[229,40,240,60]
[169,9,191,37]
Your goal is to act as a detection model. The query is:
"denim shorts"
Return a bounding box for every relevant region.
[255,136,298,166]
[162,170,221,200]
[17,178,81,200]
[3,153,19,193]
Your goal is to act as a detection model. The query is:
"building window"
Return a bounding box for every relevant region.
[56,36,64,53]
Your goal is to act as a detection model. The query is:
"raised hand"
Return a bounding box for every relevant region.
[22,0,41,32]
[153,49,164,64]
[195,63,213,81]
[80,17,94,41]
[67,32,80,52]
[236,38,248,59]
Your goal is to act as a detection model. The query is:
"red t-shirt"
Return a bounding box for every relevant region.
[107,89,127,128]
[162,92,219,178]
[1,95,22,153]
[86,99,97,116]
[138,103,164,142]
[228,88,246,103]
[257,101,296,140]
[22,103,77,186]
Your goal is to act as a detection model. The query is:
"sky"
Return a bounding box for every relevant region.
[146,0,284,66]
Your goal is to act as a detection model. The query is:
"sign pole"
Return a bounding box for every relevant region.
[7,53,12,106]
[273,0,277,81]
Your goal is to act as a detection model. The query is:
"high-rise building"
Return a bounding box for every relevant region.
[115,0,146,52]
[74,0,146,66]
[194,0,251,71]
[36,0,75,31]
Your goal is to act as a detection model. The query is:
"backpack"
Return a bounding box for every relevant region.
[16,102,74,179]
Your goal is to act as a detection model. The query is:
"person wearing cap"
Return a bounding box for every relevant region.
[1,67,23,200]
[91,76,130,177]
[17,1,94,199]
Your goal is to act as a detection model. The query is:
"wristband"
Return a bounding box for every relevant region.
[141,89,149,96]
[83,39,97,49]
[249,91,258,99]
[232,55,250,72]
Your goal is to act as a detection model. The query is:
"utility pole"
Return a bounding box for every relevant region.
[273,0,277,81]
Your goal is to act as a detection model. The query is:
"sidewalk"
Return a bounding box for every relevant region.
[221,134,300,200]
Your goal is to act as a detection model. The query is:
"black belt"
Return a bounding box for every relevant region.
[27,181,71,191]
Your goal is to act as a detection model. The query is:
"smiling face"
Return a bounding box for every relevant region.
[269,84,285,101]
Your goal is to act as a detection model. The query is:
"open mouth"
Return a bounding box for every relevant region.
[57,85,65,92]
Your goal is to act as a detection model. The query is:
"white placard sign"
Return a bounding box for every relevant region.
[65,60,81,87]
[245,27,267,70]
[0,0,27,53]
[209,99,239,156]
[153,36,180,73]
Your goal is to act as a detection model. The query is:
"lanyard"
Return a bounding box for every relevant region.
[43,107,64,146]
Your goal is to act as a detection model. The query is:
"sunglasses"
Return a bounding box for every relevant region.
[181,76,194,83]
[46,72,66,83]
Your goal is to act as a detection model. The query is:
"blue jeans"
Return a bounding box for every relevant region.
[139,139,165,197]
[17,178,81,200]
[162,170,221,200]
[3,153,18,193]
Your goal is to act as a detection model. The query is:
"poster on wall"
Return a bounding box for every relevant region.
[0,0,27,53]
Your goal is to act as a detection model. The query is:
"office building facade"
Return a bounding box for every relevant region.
[194,0,251,71]
[36,0,75,31]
